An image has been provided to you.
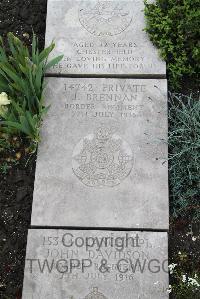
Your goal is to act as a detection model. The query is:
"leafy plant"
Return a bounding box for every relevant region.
[0,161,11,174]
[0,33,63,150]
[144,0,200,89]
[0,135,11,152]
[169,264,200,298]
[168,93,200,221]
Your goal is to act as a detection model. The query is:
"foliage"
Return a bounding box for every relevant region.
[169,237,200,299]
[0,133,22,174]
[168,93,200,221]
[0,33,63,150]
[169,262,200,298]
[0,161,11,174]
[144,0,200,89]
[0,135,11,152]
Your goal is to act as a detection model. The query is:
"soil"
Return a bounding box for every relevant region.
[0,1,199,299]
[169,221,200,299]
[0,0,47,51]
[0,1,47,298]
[0,153,36,299]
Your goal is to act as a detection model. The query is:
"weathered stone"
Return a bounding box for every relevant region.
[22,229,169,299]
[45,0,166,76]
[31,78,168,229]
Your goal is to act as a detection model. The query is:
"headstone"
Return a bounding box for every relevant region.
[31,78,168,229]
[22,229,169,299]
[23,0,169,297]
[45,0,166,76]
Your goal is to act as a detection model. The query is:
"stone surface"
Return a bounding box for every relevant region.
[45,0,166,76]
[31,78,168,229]
[22,229,169,299]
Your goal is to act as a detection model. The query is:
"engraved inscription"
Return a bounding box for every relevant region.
[79,1,133,36]
[24,231,168,298]
[84,287,108,299]
[72,126,133,187]
[64,82,146,120]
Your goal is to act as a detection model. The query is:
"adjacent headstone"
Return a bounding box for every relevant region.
[31,78,168,229]
[45,0,166,76]
[22,229,169,299]
[22,1,170,297]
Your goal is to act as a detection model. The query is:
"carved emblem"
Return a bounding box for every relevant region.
[83,287,108,299]
[72,126,133,187]
[79,1,133,36]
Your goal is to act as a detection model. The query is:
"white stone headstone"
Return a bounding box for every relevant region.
[22,229,169,299]
[31,78,168,229]
[45,0,166,76]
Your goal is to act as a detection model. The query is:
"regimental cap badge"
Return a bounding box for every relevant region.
[79,1,133,37]
[83,287,108,299]
[95,125,113,142]
[72,125,133,187]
